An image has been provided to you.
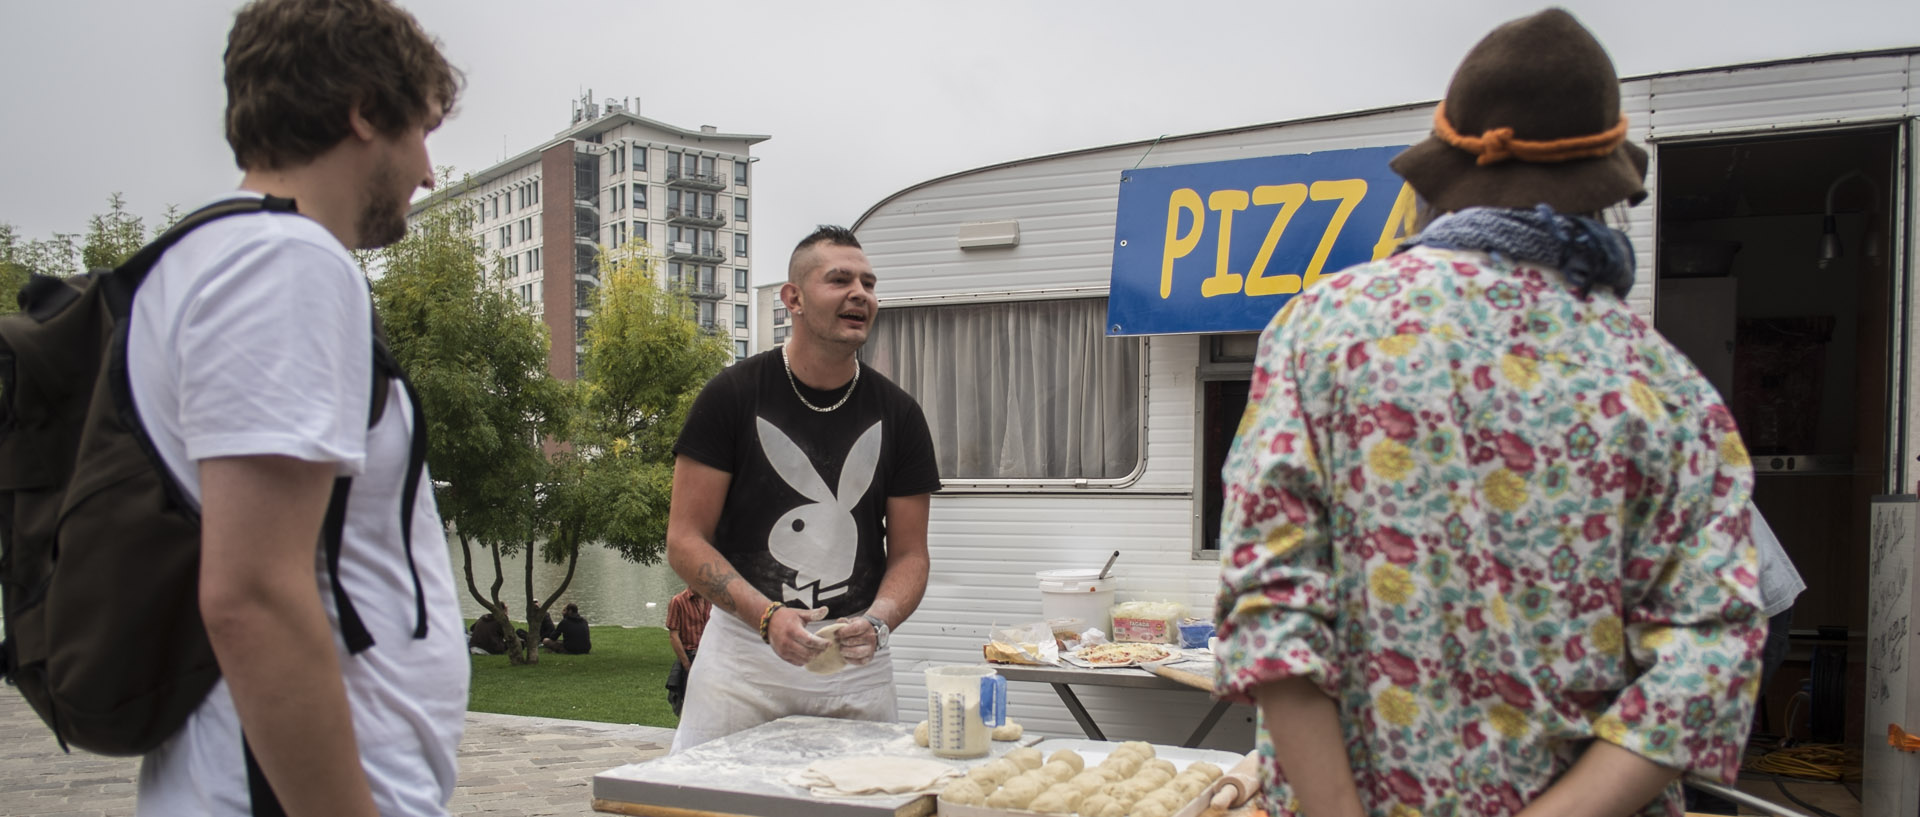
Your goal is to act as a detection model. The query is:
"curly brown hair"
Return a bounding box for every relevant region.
[224,0,462,172]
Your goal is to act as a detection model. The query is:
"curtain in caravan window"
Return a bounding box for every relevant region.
[861,299,1139,480]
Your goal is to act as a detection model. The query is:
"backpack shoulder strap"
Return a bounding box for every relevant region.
[100,195,298,318]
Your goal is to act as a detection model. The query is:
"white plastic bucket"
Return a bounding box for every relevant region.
[1036,568,1115,636]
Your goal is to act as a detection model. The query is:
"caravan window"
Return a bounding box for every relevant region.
[862,298,1141,484]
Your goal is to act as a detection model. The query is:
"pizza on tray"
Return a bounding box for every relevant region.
[1074,642,1174,666]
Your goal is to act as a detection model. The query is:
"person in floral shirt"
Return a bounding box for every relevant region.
[1215,10,1764,817]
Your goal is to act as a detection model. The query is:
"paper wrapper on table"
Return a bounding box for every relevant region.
[984,622,1060,665]
[1110,601,1185,644]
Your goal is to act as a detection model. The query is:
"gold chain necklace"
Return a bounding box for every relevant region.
[782,346,858,413]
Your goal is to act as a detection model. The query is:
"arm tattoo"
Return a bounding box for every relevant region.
[694,562,743,614]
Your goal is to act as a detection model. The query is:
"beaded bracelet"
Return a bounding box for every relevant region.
[757,602,785,644]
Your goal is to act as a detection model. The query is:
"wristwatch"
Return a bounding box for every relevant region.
[861,614,891,651]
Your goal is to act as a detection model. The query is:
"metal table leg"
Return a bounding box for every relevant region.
[1049,683,1105,741]
[1182,699,1232,748]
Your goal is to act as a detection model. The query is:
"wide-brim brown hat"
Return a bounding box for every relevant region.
[1390,8,1648,214]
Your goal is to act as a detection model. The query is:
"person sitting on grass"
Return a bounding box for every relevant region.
[469,612,507,655]
[541,603,592,655]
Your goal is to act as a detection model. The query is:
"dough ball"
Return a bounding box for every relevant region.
[1046,749,1085,773]
[940,779,988,806]
[1134,768,1173,791]
[1038,760,1076,783]
[1067,771,1110,793]
[1098,755,1141,778]
[1183,761,1224,782]
[804,623,847,674]
[1092,764,1127,782]
[1099,780,1147,808]
[1117,740,1155,759]
[1027,784,1086,814]
[991,721,1024,741]
[1143,787,1188,808]
[967,759,1016,788]
[1144,758,1177,778]
[1136,790,1182,813]
[1080,793,1122,817]
[1004,746,1045,770]
[1167,775,1208,800]
[913,720,929,747]
[985,775,1047,810]
[1130,802,1175,817]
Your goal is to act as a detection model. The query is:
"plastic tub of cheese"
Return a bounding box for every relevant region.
[935,738,1240,817]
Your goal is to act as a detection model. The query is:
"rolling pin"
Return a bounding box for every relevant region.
[1200,750,1261,816]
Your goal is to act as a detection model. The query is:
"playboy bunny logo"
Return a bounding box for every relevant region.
[756,417,882,608]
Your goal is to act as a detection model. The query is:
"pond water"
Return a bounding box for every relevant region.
[445,539,685,629]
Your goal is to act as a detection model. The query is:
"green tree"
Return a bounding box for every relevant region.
[369,171,570,665]
[0,224,29,316]
[81,192,147,270]
[572,240,731,563]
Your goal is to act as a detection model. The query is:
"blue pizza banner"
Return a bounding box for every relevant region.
[1107,145,1416,336]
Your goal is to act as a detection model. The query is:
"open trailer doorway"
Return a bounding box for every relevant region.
[1654,124,1907,814]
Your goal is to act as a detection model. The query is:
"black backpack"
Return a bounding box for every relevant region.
[0,195,431,756]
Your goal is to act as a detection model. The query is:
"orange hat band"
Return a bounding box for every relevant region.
[1432,101,1629,167]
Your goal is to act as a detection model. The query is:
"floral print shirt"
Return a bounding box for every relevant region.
[1215,247,1764,817]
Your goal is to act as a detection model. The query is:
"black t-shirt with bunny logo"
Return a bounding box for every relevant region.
[673,349,941,619]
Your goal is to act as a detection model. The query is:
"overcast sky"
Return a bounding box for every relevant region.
[3,1,1915,286]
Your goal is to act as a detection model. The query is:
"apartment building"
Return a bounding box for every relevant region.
[753,281,790,353]
[412,92,767,379]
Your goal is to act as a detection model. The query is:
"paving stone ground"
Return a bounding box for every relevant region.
[0,692,672,816]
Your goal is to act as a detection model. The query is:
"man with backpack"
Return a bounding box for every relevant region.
[118,2,468,815]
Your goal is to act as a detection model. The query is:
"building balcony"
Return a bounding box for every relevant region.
[675,280,730,300]
[666,242,727,263]
[664,167,728,191]
[665,206,727,228]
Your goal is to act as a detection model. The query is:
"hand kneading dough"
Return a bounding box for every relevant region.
[985,775,1046,810]
[1045,749,1085,773]
[940,779,987,805]
[804,623,847,674]
[1026,784,1086,814]
[913,720,929,747]
[1004,746,1045,770]
[991,721,1024,741]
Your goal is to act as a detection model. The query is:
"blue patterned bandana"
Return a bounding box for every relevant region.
[1398,204,1635,297]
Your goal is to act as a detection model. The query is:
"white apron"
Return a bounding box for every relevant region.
[669,611,896,753]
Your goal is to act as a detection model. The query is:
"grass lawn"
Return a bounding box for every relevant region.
[466,623,679,728]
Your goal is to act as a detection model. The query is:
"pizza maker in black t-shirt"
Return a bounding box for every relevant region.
[673,349,941,619]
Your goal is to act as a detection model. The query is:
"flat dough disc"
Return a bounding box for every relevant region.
[806,623,847,675]
[790,755,959,795]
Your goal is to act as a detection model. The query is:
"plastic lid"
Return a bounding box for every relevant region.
[1035,568,1105,581]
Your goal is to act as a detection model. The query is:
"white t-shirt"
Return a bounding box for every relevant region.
[1751,502,1806,619]
[127,194,469,816]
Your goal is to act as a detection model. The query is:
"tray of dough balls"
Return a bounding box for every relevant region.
[937,739,1236,817]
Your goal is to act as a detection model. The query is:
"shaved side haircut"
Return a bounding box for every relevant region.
[788,225,863,283]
